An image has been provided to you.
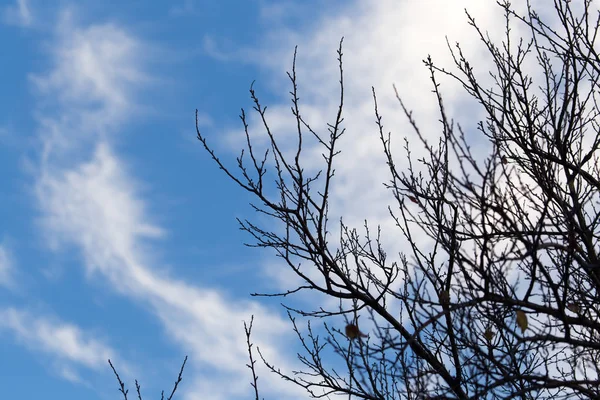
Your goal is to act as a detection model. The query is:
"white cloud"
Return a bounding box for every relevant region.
[29,13,152,169]
[208,0,512,295]
[33,13,146,108]
[209,7,600,396]
[28,11,306,400]
[206,1,570,352]
[169,0,196,17]
[24,1,572,398]
[0,244,14,288]
[0,125,10,140]
[36,141,304,399]
[57,363,91,386]
[0,307,121,372]
[37,143,164,271]
[257,0,304,22]
[2,0,32,27]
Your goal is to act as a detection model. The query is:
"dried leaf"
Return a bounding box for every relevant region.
[501,155,508,165]
[516,310,528,333]
[484,327,495,343]
[345,324,368,340]
[439,290,450,305]
[567,302,580,313]
[407,196,418,204]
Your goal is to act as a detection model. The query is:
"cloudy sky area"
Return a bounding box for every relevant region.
[0,0,554,399]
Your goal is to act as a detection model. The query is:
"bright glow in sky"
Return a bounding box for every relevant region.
[0,1,550,399]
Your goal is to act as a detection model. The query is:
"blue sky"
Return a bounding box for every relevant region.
[0,1,534,399]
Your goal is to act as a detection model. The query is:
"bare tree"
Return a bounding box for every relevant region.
[196,1,600,399]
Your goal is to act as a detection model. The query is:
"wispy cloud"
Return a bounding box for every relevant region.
[0,307,122,374]
[34,20,147,111]
[30,13,151,165]
[36,133,304,399]
[0,244,14,288]
[0,125,10,141]
[27,7,304,399]
[2,0,32,27]
[169,0,196,17]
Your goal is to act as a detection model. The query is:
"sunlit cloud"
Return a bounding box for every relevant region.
[206,0,511,294]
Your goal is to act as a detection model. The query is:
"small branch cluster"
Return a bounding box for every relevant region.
[109,356,188,400]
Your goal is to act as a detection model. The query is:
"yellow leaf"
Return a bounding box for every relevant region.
[516,310,528,333]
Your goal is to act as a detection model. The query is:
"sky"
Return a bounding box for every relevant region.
[0,1,562,399]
